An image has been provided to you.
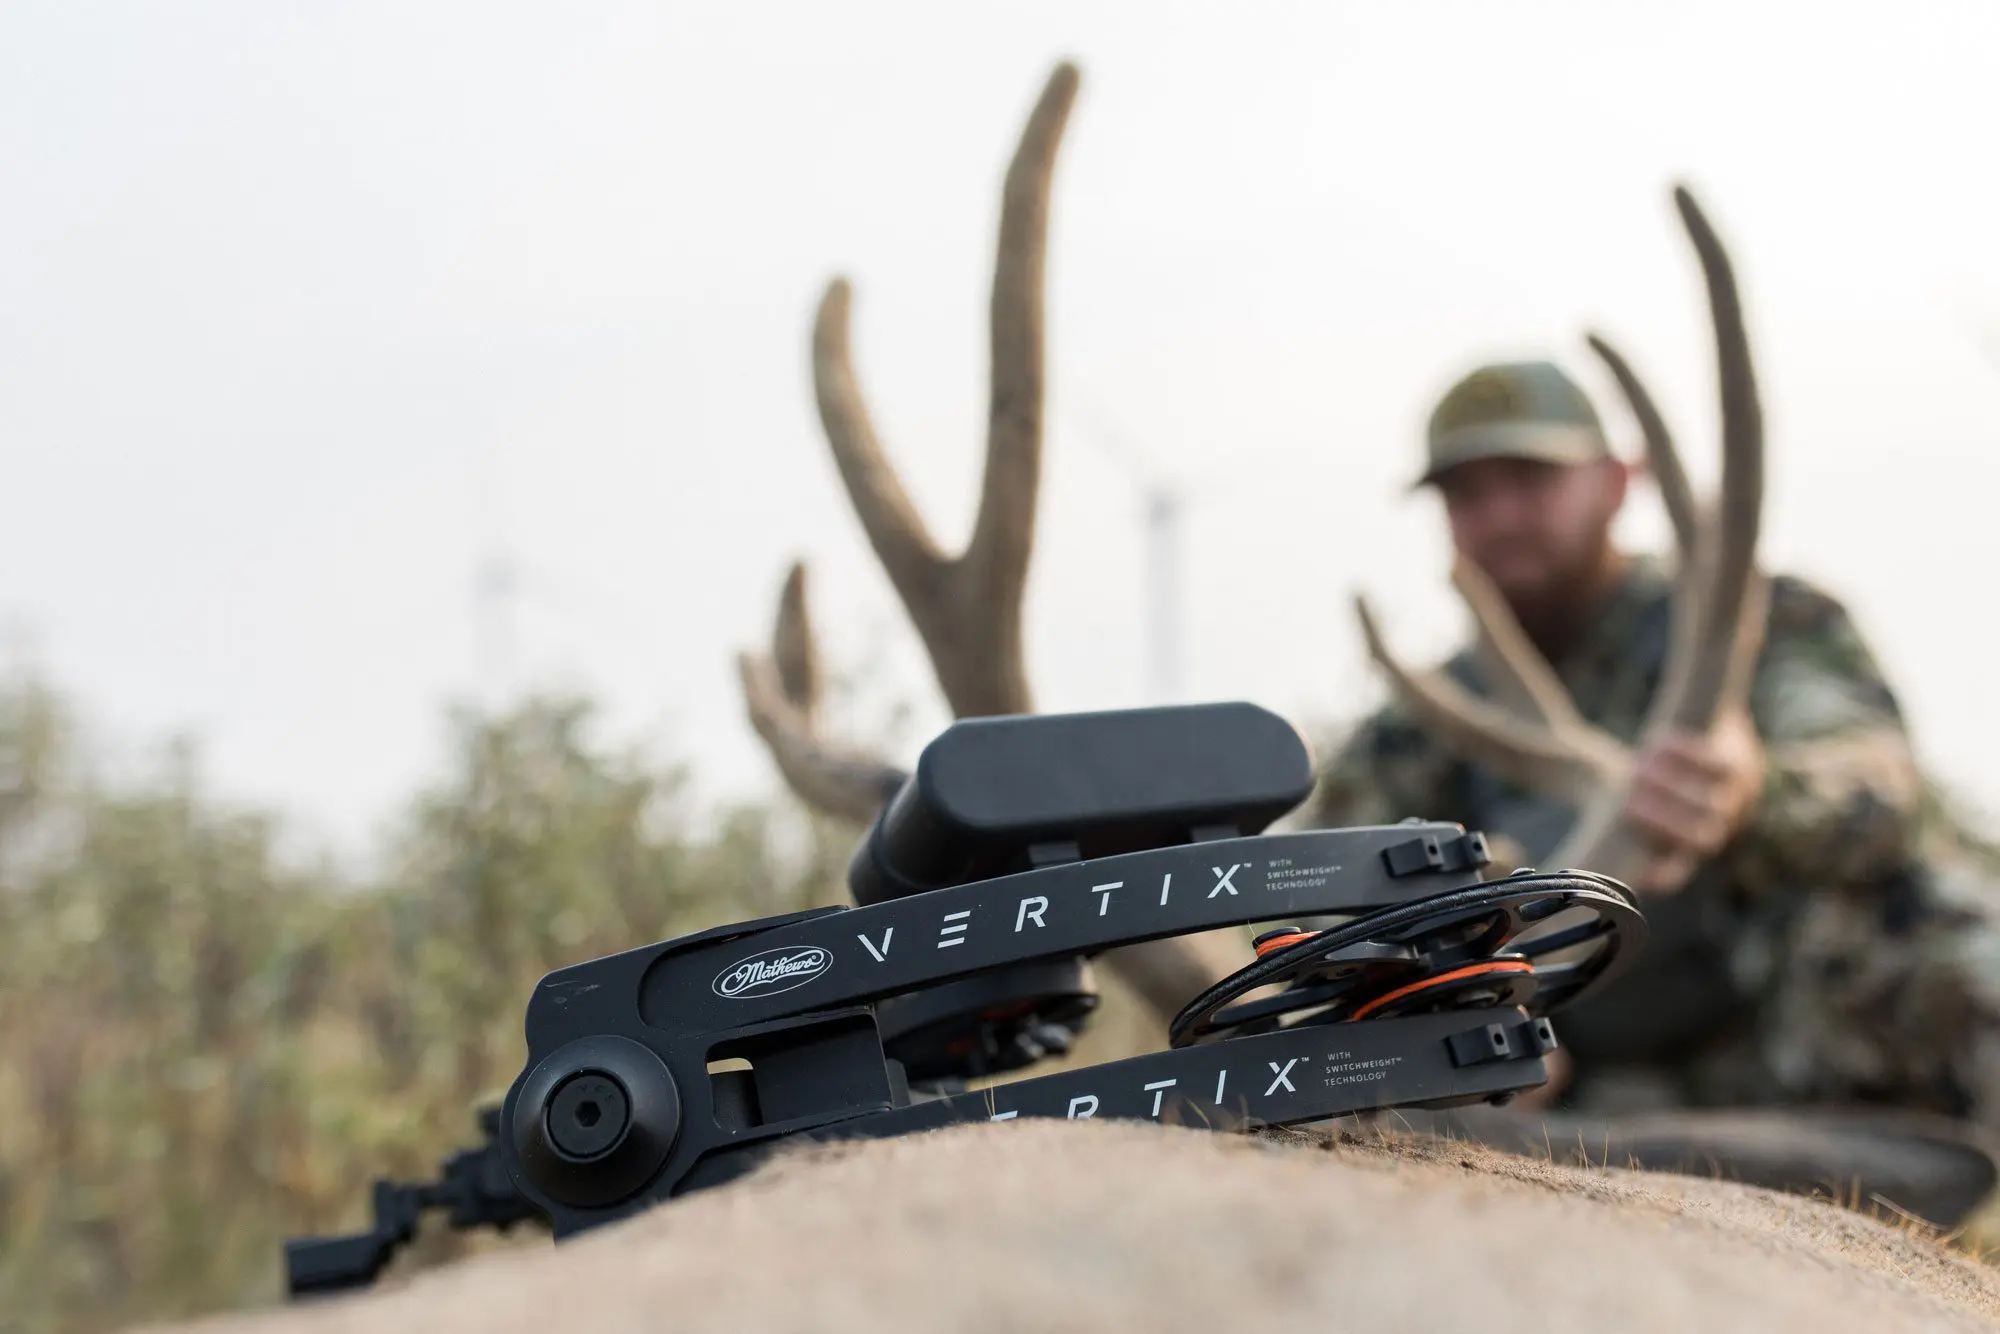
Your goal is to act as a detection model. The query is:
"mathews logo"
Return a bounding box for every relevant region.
[711,946,834,1000]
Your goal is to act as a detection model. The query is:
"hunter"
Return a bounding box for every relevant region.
[1312,358,2000,1119]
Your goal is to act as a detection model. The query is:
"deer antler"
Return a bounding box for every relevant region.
[1353,185,1770,894]
[737,62,1247,1023]
[1585,332,1699,562]
[735,564,908,826]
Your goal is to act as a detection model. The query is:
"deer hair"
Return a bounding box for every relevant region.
[734,63,1248,1023]
[1351,187,1771,895]
[152,1121,2000,1334]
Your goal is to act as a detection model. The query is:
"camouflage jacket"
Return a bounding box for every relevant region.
[1309,552,1930,1080]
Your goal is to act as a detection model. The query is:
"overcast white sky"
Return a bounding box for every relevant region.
[4,1,1998,866]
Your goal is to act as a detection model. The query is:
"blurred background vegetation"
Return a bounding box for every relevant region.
[8,659,2000,1334]
[0,666,1161,1334]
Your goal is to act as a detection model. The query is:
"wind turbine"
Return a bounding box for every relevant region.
[1059,388,1189,705]
[471,546,522,706]
[470,429,525,709]
[1060,380,1316,709]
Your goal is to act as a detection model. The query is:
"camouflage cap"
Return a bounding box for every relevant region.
[1415,359,1611,489]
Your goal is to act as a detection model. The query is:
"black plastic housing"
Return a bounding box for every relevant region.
[847,701,1316,907]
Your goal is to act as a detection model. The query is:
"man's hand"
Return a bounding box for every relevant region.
[1623,709,1766,893]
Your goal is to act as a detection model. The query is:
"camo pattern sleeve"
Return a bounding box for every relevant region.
[1309,701,1466,832]
[1723,575,1925,895]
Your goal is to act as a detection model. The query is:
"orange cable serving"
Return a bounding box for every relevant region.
[1343,959,1535,1022]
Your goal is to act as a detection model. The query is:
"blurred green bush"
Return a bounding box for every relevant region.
[0,673,875,1333]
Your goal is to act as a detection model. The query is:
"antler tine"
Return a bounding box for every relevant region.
[811,281,952,616]
[1719,570,1773,711]
[1451,555,1584,731]
[1590,310,1768,748]
[1351,593,1621,806]
[1652,185,1766,735]
[771,562,822,719]
[737,564,910,827]
[965,61,1079,639]
[806,63,1078,722]
[1585,333,1699,563]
